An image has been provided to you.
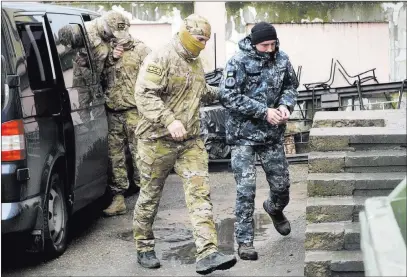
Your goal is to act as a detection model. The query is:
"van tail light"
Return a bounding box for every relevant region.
[2,120,26,161]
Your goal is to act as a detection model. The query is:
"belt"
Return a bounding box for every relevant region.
[160,135,198,142]
[106,107,137,113]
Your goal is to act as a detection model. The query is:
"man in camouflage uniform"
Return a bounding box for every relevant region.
[58,11,131,122]
[101,34,151,216]
[219,22,299,260]
[133,14,237,274]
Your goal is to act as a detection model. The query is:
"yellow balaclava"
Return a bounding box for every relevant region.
[179,14,211,58]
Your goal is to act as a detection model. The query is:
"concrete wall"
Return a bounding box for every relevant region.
[129,23,172,52]
[194,2,226,72]
[246,22,390,89]
[225,1,406,83]
[55,1,406,82]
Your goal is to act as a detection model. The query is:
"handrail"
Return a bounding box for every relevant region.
[397,79,407,109]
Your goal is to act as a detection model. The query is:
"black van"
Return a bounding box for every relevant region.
[1,3,109,257]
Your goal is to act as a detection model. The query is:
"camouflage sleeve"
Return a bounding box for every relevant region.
[278,58,299,112]
[139,44,152,62]
[121,44,151,107]
[134,51,175,127]
[101,46,115,93]
[93,44,110,96]
[93,44,110,77]
[105,47,117,68]
[201,84,219,105]
[219,58,268,120]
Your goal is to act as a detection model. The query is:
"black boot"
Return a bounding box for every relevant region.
[196,251,237,275]
[137,250,161,269]
[263,200,291,236]
[238,242,258,260]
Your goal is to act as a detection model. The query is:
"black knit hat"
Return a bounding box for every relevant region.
[251,22,277,45]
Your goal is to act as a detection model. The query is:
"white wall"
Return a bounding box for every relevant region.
[129,23,173,52]
[127,6,394,89]
[194,1,227,72]
[244,23,390,89]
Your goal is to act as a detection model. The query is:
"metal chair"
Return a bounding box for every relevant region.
[336,59,379,86]
[303,58,337,90]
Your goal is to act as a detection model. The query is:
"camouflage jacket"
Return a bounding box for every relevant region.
[85,20,111,83]
[60,20,111,97]
[219,35,299,145]
[103,37,150,111]
[134,35,218,140]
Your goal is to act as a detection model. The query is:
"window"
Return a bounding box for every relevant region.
[89,14,99,21]
[81,14,91,22]
[17,24,54,90]
[48,14,93,88]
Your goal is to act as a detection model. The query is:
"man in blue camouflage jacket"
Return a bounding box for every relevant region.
[219,22,299,261]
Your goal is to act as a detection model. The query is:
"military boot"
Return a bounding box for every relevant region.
[238,242,258,260]
[103,194,126,216]
[137,250,160,269]
[196,251,237,275]
[263,200,291,236]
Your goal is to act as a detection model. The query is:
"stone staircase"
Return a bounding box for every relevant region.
[304,110,407,277]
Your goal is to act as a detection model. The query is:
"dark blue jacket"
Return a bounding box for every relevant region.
[219,35,299,145]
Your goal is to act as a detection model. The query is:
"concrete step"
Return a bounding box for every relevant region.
[306,196,367,223]
[309,127,406,152]
[307,172,406,196]
[308,149,407,173]
[305,250,364,277]
[312,109,406,129]
[305,222,360,251]
[313,111,385,128]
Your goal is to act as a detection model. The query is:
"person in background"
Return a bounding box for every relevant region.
[58,10,131,123]
[102,33,150,216]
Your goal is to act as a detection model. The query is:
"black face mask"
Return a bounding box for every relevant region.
[254,48,277,62]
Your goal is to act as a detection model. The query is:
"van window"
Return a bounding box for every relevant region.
[81,14,91,22]
[17,24,54,90]
[47,14,94,88]
[89,14,100,21]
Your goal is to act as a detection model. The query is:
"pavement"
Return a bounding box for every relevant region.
[2,164,307,276]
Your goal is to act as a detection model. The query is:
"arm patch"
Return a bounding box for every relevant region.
[146,64,163,76]
[225,71,236,89]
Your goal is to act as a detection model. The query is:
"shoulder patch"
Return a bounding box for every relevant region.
[146,64,163,76]
[227,71,234,77]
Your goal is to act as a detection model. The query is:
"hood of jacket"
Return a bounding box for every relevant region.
[238,35,274,61]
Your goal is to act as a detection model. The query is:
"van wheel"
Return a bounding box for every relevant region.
[43,173,68,258]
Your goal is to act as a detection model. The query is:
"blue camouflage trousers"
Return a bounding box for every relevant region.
[231,143,290,244]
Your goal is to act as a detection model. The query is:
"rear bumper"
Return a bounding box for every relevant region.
[1,196,43,234]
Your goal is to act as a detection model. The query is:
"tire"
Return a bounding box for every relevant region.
[43,173,69,258]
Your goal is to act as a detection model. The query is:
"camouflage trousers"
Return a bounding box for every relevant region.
[133,138,218,261]
[231,143,290,244]
[107,110,140,195]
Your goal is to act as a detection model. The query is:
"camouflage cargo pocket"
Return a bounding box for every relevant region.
[136,141,157,181]
[195,138,209,165]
